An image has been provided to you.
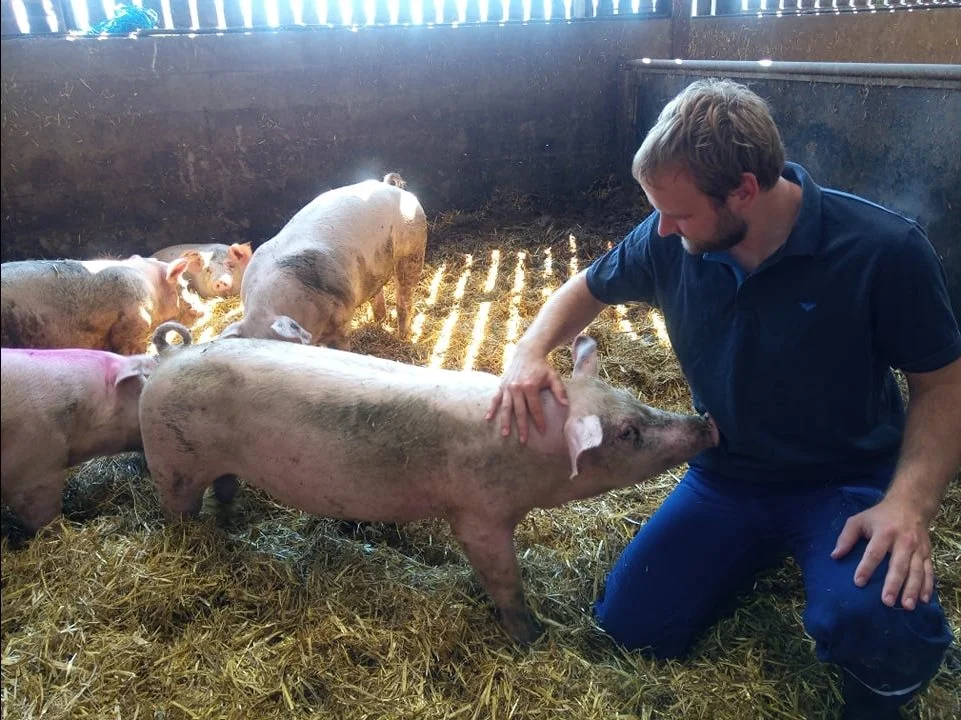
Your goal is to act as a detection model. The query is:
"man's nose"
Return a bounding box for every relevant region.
[658,215,678,237]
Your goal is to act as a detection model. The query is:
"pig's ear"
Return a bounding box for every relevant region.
[219,322,243,340]
[571,335,599,378]
[181,250,204,274]
[229,243,253,262]
[270,316,312,345]
[114,356,157,386]
[166,257,190,283]
[564,414,603,478]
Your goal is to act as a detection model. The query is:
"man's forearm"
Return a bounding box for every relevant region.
[886,358,961,522]
[517,271,608,357]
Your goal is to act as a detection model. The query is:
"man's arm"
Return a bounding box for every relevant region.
[486,271,608,443]
[833,355,961,609]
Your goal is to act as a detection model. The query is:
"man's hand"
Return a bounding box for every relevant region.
[831,496,934,611]
[486,348,568,444]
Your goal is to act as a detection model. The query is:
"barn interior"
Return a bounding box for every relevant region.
[2,2,960,718]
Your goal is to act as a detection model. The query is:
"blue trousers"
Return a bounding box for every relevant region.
[594,466,953,704]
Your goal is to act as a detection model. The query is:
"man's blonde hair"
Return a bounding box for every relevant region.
[632,79,785,203]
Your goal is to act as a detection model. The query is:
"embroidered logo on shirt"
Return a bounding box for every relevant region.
[799,302,817,312]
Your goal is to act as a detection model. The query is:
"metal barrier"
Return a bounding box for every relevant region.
[619,59,961,316]
[691,0,958,17]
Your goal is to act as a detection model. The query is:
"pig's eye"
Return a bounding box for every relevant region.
[618,425,640,443]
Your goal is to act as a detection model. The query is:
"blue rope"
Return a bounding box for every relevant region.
[87,4,158,35]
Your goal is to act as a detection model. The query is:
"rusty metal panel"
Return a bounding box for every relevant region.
[620,60,961,317]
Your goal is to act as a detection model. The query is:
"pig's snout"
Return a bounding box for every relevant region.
[702,413,720,447]
[213,273,233,295]
[666,412,719,455]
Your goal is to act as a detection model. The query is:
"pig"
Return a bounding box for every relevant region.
[139,333,718,643]
[1,255,201,354]
[151,242,253,298]
[0,322,192,534]
[220,173,427,348]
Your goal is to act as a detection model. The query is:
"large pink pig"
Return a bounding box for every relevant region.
[151,242,253,298]
[0,322,191,533]
[139,334,718,643]
[1,255,201,354]
[220,173,427,348]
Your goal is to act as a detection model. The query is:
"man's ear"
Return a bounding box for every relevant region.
[728,172,760,211]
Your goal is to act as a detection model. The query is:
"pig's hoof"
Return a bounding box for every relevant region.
[213,474,239,504]
[501,611,544,646]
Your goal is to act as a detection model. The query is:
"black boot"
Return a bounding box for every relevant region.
[841,675,905,720]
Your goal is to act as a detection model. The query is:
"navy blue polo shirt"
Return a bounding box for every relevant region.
[586,162,961,484]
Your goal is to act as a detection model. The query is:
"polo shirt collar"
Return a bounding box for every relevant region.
[780,162,823,258]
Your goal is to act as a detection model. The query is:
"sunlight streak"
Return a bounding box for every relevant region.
[541,247,555,298]
[429,309,460,369]
[615,304,638,340]
[483,249,500,293]
[452,254,473,300]
[647,307,672,347]
[410,263,446,344]
[568,233,579,276]
[462,301,492,371]
[502,251,528,370]
[429,256,472,368]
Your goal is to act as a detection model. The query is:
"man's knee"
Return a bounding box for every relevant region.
[806,589,952,694]
[593,591,694,659]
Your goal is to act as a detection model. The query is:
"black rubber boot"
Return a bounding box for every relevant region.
[840,675,905,720]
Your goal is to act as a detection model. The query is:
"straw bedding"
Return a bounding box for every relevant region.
[2,187,958,719]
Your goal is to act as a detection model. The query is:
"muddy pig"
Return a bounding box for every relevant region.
[1,322,191,533]
[1,255,201,354]
[139,334,718,642]
[220,173,427,348]
[151,242,253,298]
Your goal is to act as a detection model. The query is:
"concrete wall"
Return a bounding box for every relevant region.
[681,10,961,64]
[0,21,671,260]
[2,10,959,261]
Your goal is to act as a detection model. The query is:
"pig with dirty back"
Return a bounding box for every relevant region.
[1,255,201,354]
[139,334,718,642]
[0,322,192,534]
[151,242,253,298]
[220,173,427,348]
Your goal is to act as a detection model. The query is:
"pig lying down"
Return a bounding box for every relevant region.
[151,242,253,298]
[1,255,200,354]
[221,173,427,347]
[139,334,717,642]
[0,322,192,534]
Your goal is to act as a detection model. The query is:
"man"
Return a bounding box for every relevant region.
[486,79,960,718]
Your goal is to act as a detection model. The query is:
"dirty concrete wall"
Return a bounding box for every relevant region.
[683,10,961,64]
[621,66,961,318]
[0,21,671,261]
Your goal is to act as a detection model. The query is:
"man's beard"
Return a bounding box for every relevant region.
[681,208,747,255]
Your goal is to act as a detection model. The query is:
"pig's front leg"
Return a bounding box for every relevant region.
[371,290,388,324]
[451,515,542,644]
[4,468,67,534]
